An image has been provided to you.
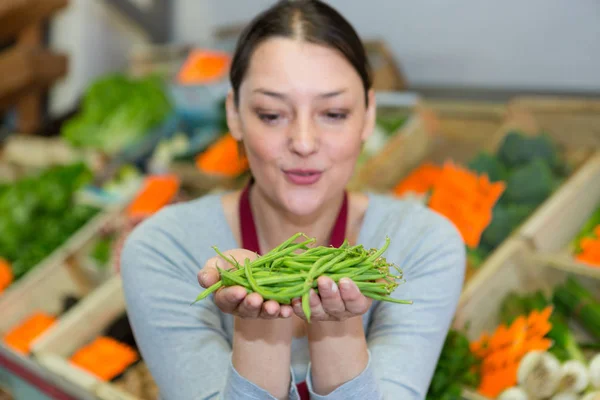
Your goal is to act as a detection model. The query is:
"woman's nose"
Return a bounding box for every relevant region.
[289,119,318,156]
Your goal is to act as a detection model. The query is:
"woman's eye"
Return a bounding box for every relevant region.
[258,113,281,124]
[325,112,348,121]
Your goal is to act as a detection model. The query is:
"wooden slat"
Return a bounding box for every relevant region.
[16,23,44,134]
[509,96,600,148]
[0,0,68,42]
[517,152,600,252]
[0,47,67,111]
[533,250,600,281]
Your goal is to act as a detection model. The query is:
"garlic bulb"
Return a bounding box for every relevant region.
[517,351,561,398]
[590,353,600,389]
[556,360,589,394]
[498,387,529,400]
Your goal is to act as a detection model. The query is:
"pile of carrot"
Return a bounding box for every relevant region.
[195,133,248,177]
[70,336,139,381]
[0,258,12,294]
[193,233,412,322]
[3,312,57,355]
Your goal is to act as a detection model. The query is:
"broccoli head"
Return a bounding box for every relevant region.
[498,131,560,170]
[504,158,556,206]
[467,152,509,182]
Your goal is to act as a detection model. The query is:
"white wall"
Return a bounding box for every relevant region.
[49,0,150,116]
[208,0,600,92]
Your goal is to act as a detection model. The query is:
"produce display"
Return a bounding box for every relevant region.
[394,131,569,271]
[0,163,100,289]
[2,89,598,400]
[61,74,173,155]
[453,277,600,399]
[193,233,412,322]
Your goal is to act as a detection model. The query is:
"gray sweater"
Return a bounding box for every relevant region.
[120,192,465,400]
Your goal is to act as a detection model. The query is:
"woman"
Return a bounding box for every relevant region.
[120,1,465,399]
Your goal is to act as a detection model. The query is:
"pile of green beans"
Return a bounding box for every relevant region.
[192,233,412,322]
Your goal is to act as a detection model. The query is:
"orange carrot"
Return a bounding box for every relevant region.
[70,336,139,381]
[392,163,441,196]
[126,175,180,219]
[472,306,553,397]
[177,50,230,84]
[4,312,57,355]
[195,133,249,177]
[0,258,13,293]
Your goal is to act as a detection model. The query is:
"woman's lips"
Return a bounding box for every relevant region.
[283,169,323,185]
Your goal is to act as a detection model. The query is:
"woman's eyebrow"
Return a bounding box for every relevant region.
[318,89,347,99]
[253,88,285,98]
[252,88,347,100]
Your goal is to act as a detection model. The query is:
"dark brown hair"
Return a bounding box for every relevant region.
[229,0,372,106]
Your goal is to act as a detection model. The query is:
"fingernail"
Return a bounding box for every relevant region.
[199,271,207,284]
[331,281,338,293]
[340,278,353,291]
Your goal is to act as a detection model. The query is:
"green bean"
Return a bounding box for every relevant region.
[250,239,316,268]
[272,232,306,252]
[191,281,223,304]
[366,236,390,262]
[302,291,312,322]
[313,250,350,277]
[244,258,291,304]
[282,260,313,270]
[327,255,369,273]
[349,273,387,282]
[256,273,307,286]
[363,292,412,304]
[218,267,250,289]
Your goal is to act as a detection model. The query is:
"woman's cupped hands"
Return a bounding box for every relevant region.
[197,249,372,322]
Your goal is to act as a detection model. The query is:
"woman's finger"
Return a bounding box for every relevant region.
[317,276,345,315]
[236,292,263,318]
[279,304,293,318]
[214,286,247,314]
[259,300,281,319]
[198,256,222,288]
[291,298,305,320]
[307,289,328,320]
[339,278,371,314]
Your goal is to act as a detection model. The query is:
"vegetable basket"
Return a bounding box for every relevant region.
[398,108,597,285]
[31,275,156,400]
[456,238,600,399]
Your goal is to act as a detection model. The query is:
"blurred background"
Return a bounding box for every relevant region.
[1,1,600,400]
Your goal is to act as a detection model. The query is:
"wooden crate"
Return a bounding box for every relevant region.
[31,275,149,400]
[424,100,507,165]
[508,96,600,149]
[455,239,600,399]
[348,91,439,192]
[0,206,124,356]
[516,151,600,279]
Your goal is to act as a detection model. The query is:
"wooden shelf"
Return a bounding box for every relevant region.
[0,0,67,42]
[0,46,67,111]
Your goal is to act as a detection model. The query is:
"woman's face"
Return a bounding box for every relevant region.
[227,37,376,216]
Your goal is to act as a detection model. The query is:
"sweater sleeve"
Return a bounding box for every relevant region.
[119,211,300,400]
[304,210,466,400]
